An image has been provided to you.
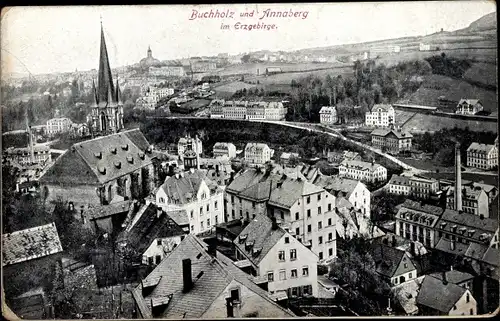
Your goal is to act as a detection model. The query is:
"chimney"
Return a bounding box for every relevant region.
[410,242,415,255]
[182,259,193,292]
[207,241,217,257]
[454,143,462,211]
[391,235,396,247]
[442,270,448,285]
[271,216,278,230]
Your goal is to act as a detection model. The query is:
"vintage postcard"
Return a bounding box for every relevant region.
[1,1,498,319]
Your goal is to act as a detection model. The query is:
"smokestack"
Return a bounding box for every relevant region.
[454,143,462,211]
[182,259,193,292]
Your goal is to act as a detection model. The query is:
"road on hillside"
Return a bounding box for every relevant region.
[146,115,426,175]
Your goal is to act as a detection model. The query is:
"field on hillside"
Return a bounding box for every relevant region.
[245,66,354,85]
[463,62,497,88]
[408,74,497,111]
[213,81,257,94]
[402,113,498,133]
[393,110,416,127]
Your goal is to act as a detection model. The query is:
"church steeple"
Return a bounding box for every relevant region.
[97,23,116,106]
[116,79,123,105]
[147,45,152,58]
[91,79,98,108]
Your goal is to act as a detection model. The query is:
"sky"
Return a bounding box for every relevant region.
[1,2,496,76]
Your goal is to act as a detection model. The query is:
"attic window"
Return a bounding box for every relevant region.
[239,234,247,243]
[121,144,129,151]
[110,147,117,154]
[127,156,134,164]
[98,166,106,175]
[114,161,122,169]
[94,151,102,159]
[252,247,262,257]
[138,152,145,160]
[245,240,255,251]
[468,230,475,237]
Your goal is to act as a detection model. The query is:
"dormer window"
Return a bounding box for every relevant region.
[138,152,145,160]
[114,161,121,169]
[127,156,134,164]
[94,151,102,159]
[121,144,129,151]
[239,234,247,243]
[98,166,106,175]
[110,147,117,154]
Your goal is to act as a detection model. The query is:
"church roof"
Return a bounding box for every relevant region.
[95,24,121,108]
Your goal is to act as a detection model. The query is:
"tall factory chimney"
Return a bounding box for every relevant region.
[25,108,35,164]
[454,143,462,211]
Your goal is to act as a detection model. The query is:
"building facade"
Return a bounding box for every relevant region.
[4,146,51,166]
[466,143,498,170]
[244,143,274,165]
[445,186,489,217]
[178,135,203,159]
[371,128,413,154]
[209,100,287,121]
[319,106,338,125]
[365,104,395,127]
[456,99,484,115]
[46,117,73,135]
[213,142,237,159]
[339,160,387,183]
[387,175,439,199]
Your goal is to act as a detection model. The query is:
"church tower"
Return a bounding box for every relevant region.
[147,46,152,59]
[90,22,124,135]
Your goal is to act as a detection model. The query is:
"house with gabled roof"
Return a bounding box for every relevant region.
[371,127,413,154]
[466,142,498,170]
[416,275,477,315]
[131,234,295,319]
[156,168,224,235]
[39,129,157,207]
[233,215,318,299]
[370,242,418,287]
[456,99,483,115]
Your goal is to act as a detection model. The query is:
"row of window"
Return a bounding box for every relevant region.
[268,266,309,282]
[190,215,220,231]
[294,220,335,236]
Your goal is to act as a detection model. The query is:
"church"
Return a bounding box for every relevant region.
[88,23,124,135]
[139,46,161,67]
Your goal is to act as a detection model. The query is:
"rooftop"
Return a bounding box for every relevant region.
[371,128,413,139]
[429,270,475,285]
[370,104,393,113]
[313,176,363,198]
[160,170,219,205]
[416,275,468,313]
[340,159,384,172]
[3,223,63,266]
[467,142,495,154]
[370,243,409,278]
[269,177,324,209]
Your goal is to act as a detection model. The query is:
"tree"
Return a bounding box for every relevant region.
[241,54,251,63]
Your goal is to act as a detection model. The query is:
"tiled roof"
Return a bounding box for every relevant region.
[226,168,281,195]
[391,275,425,315]
[133,234,293,318]
[389,174,411,186]
[160,170,219,205]
[213,142,235,151]
[245,143,270,152]
[439,209,498,233]
[240,180,277,202]
[117,203,186,256]
[398,199,444,216]
[434,237,495,266]
[458,99,481,106]
[467,142,495,154]
[371,128,413,139]
[416,275,467,313]
[39,129,153,185]
[3,223,63,266]
[370,243,407,278]
[370,104,393,112]
[234,215,286,266]
[429,270,475,285]
[269,178,324,209]
[340,159,384,172]
[314,176,363,198]
[85,200,132,220]
[319,106,336,114]
[446,185,486,200]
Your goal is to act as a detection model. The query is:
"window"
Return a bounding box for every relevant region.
[200,207,203,215]
[318,206,322,215]
[319,236,323,244]
[231,209,235,219]
[290,249,297,260]
[155,255,161,264]
[231,195,234,203]
[291,269,298,278]
[328,232,333,240]
[328,203,332,211]
[278,251,285,261]
[318,221,322,230]
[470,309,474,315]
[466,293,470,303]
[295,227,300,236]
[268,272,274,282]
[329,248,333,256]
[303,285,312,295]
[307,225,312,233]
[317,194,321,201]
[285,237,290,244]
[190,210,194,219]
[215,216,218,224]
[409,273,412,279]
[453,305,457,311]
[280,211,284,220]
[191,225,194,231]
[157,239,162,246]
[279,270,286,281]
[230,288,240,303]
[215,201,218,209]
[307,196,310,204]
[148,256,154,265]
[328,218,332,226]
[319,252,323,260]
[159,197,165,203]
[207,218,210,226]
[404,263,407,268]
[295,212,299,220]
[302,266,309,276]
[307,209,311,218]
[202,192,207,200]
[207,204,210,212]
[201,222,204,229]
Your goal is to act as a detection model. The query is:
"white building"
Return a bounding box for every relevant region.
[387,175,439,199]
[178,135,203,159]
[213,142,237,159]
[244,143,274,165]
[155,169,224,234]
[365,104,395,127]
[234,215,318,298]
[339,159,387,183]
[319,106,338,125]
[456,99,484,115]
[466,142,498,170]
[46,117,73,135]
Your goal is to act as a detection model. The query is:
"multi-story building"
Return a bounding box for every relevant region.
[370,243,418,286]
[387,175,439,199]
[209,99,287,121]
[313,176,370,217]
[365,104,395,127]
[416,275,477,316]
[39,129,157,208]
[46,117,73,135]
[155,169,224,235]
[4,146,51,166]
[132,234,294,319]
[371,128,413,154]
[244,143,274,165]
[466,143,498,170]
[178,135,203,159]
[395,200,444,248]
[213,142,237,159]
[339,159,387,183]
[264,101,287,121]
[234,215,318,298]
[445,185,489,217]
[456,99,484,115]
[148,65,186,77]
[191,61,217,73]
[319,106,338,125]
